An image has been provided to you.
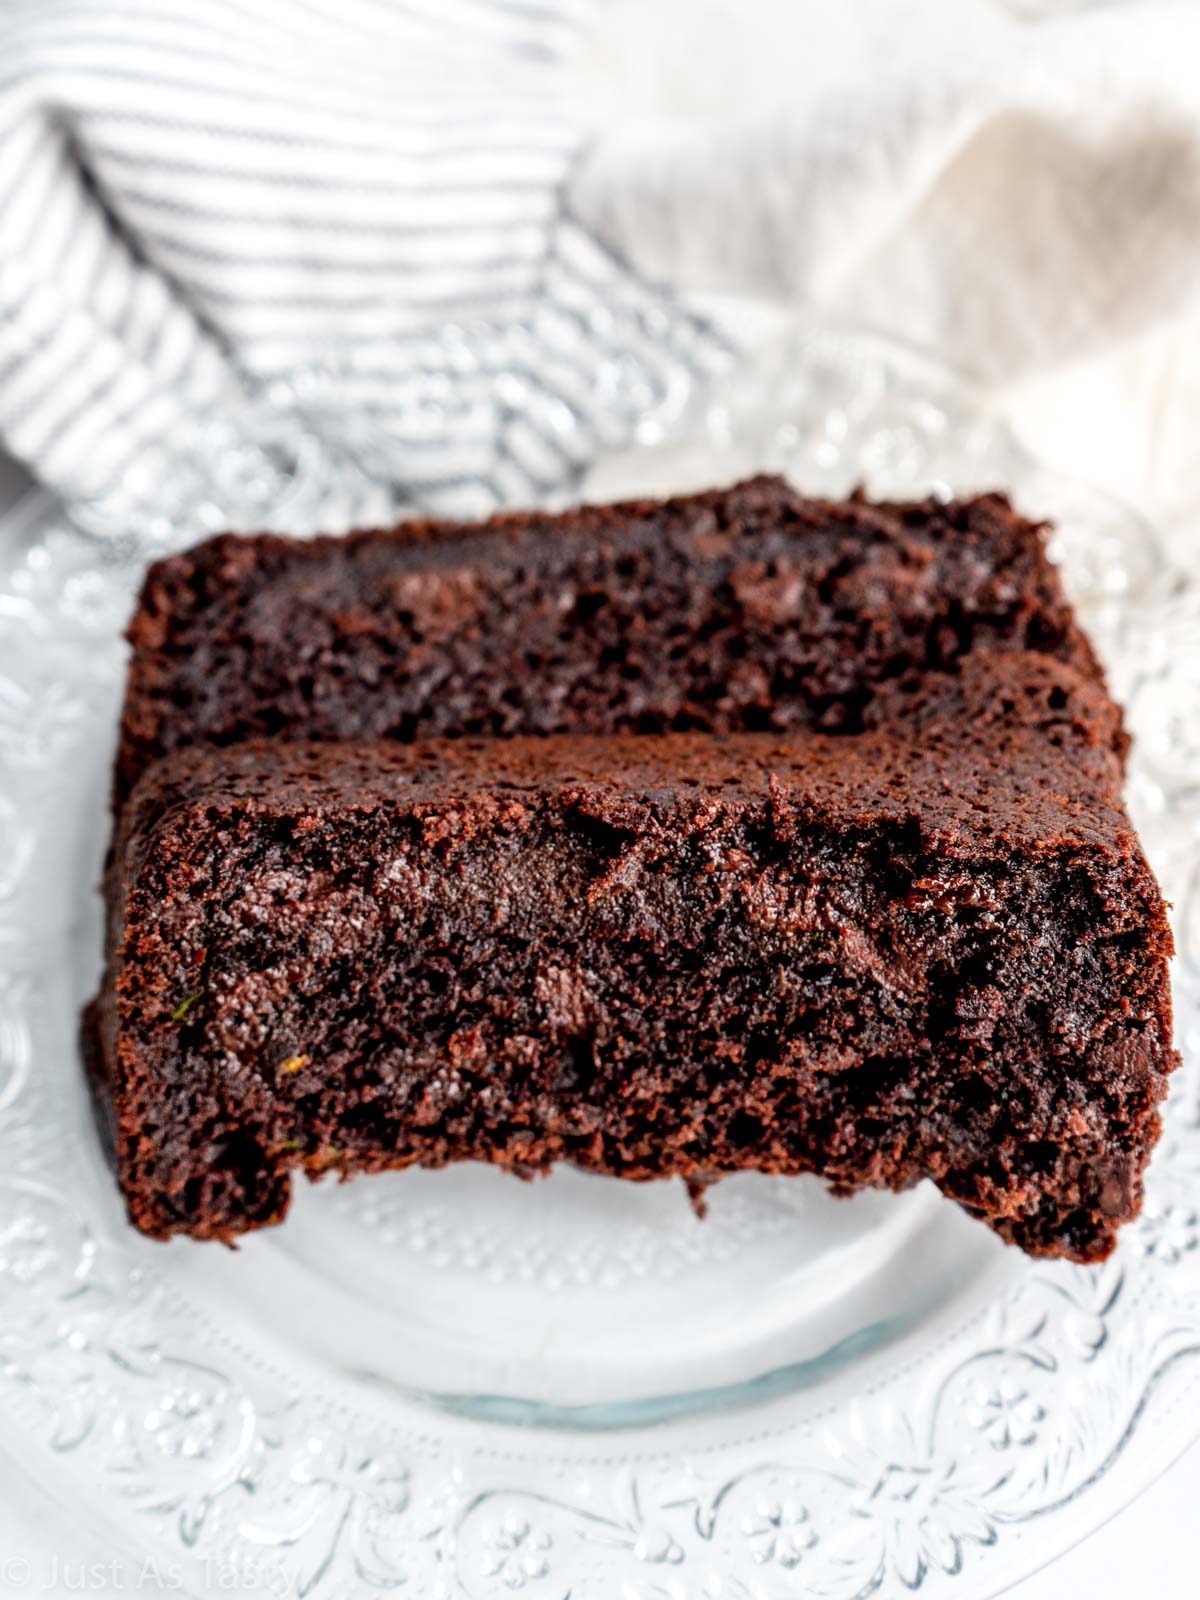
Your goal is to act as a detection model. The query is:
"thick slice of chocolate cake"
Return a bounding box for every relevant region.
[92,653,1174,1259]
[114,476,1105,808]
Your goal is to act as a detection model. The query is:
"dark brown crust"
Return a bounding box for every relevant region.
[95,649,1175,1260]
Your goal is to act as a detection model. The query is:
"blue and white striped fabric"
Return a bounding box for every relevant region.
[0,0,725,535]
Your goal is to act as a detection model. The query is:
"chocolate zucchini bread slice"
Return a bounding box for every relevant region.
[93,652,1175,1258]
[114,476,1106,808]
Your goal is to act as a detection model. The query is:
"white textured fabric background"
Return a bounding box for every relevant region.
[574,0,1200,565]
[0,0,724,531]
[1,0,1199,553]
[579,0,1200,376]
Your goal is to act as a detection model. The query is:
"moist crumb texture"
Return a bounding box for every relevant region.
[114,475,1109,805]
[92,478,1176,1259]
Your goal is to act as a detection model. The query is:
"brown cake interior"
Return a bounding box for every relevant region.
[115,476,1106,807]
[95,652,1174,1259]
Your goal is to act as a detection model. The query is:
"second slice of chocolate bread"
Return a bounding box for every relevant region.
[115,476,1104,807]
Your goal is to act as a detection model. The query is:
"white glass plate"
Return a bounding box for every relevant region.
[0,321,1197,1598]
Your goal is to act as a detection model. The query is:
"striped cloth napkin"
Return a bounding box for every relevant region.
[4,0,1200,544]
[0,0,726,539]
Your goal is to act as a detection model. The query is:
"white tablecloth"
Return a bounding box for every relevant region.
[3,0,1200,554]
